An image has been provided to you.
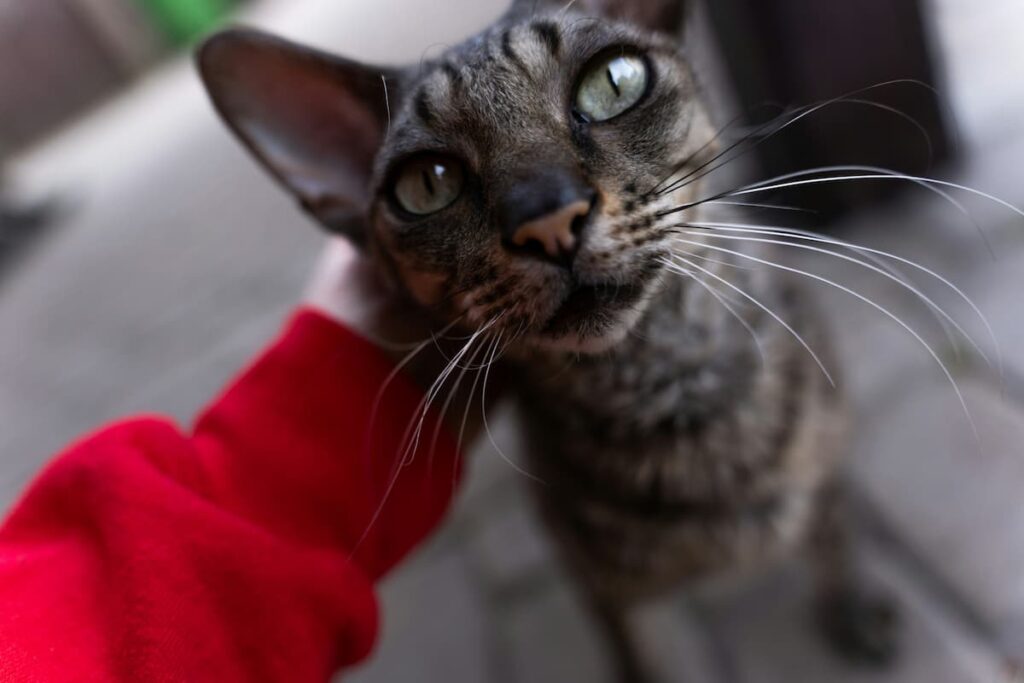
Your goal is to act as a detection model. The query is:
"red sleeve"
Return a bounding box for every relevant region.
[0,309,462,683]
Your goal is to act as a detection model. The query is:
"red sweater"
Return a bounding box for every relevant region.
[0,310,461,682]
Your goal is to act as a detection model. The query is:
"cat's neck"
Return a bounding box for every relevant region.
[514,257,764,434]
[523,275,718,380]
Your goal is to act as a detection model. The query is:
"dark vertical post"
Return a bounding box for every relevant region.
[703,0,955,218]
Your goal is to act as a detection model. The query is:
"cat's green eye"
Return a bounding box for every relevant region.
[393,156,465,216]
[575,53,649,123]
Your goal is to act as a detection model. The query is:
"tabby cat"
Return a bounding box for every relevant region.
[198,0,898,679]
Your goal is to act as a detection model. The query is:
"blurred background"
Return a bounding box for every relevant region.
[2,0,1024,681]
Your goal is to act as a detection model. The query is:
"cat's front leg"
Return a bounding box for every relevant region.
[585,592,662,683]
[809,483,901,667]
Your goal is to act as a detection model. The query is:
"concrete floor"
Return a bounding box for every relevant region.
[3,0,1024,681]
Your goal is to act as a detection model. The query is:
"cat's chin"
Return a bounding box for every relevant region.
[528,281,652,355]
[531,312,641,354]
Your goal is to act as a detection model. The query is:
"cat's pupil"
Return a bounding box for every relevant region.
[607,58,641,96]
[606,68,622,97]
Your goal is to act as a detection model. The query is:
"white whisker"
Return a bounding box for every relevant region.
[659,82,941,195]
[665,254,836,387]
[716,165,1020,258]
[673,260,767,367]
[675,227,994,369]
[432,317,526,471]
[839,98,934,162]
[404,316,504,467]
[362,315,464,461]
[428,337,490,472]
[673,238,978,438]
[684,220,1003,375]
[735,167,1024,222]
[480,331,546,484]
[682,249,754,273]
[381,74,392,138]
[704,200,815,214]
[453,340,489,492]
[353,315,501,555]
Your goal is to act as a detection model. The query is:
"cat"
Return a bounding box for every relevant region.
[197,0,899,679]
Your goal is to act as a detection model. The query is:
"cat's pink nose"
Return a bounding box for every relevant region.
[511,200,592,261]
[498,166,596,266]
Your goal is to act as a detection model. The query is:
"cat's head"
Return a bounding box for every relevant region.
[199,0,710,353]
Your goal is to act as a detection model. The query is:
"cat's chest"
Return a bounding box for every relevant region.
[514,344,790,514]
[510,286,804,505]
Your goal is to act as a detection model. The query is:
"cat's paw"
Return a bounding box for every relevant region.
[815,589,900,667]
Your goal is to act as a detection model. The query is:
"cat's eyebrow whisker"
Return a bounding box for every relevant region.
[559,0,581,15]
[673,226,995,370]
[663,254,836,387]
[381,74,392,138]
[672,238,979,438]
[660,98,936,196]
[650,107,800,199]
[670,258,767,367]
[648,100,830,199]
[681,220,1003,375]
[647,111,753,196]
[655,81,941,197]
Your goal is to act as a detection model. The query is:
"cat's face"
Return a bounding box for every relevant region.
[199,0,708,353]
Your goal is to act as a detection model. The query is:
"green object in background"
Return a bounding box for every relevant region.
[134,0,236,46]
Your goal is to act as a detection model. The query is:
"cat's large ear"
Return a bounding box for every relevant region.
[197,28,398,242]
[514,0,686,34]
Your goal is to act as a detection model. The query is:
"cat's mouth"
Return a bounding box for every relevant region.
[540,280,646,338]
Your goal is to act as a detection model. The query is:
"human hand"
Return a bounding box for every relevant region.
[303,238,431,349]
[303,238,503,440]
